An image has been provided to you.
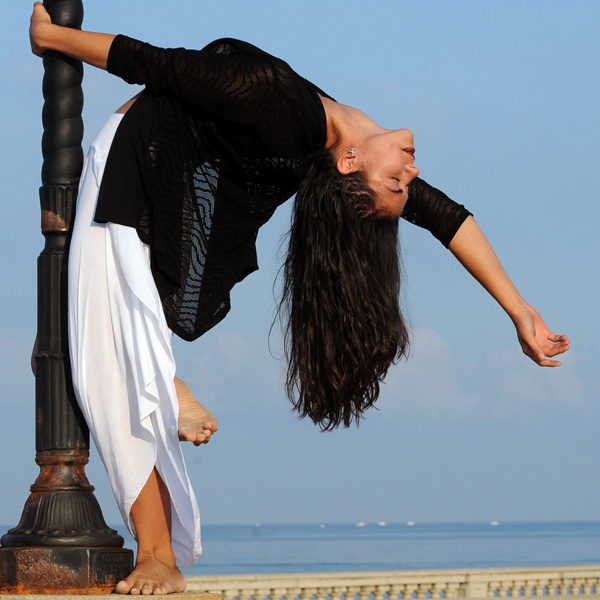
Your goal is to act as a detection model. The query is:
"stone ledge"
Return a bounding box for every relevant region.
[185,566,600,600]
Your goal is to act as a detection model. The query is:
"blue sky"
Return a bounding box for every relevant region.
[0,0,598,531]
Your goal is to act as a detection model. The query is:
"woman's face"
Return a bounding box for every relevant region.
[360,128,420,218]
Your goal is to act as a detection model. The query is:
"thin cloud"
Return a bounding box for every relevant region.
[175,330,287,413]
[378,327,588,420]
[379,327,478,417]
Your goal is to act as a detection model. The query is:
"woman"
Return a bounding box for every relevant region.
[29,3,569,595]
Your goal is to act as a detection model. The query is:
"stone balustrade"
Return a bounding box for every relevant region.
[187,565,600,600]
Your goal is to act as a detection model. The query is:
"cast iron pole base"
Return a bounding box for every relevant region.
[0,450,133,594]
[0,547,133,595]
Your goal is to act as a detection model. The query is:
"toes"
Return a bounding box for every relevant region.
[193,433,210,446]
[179,425,216,445]
[115,579,132,594]
[131,580,146,595]
[179,428,200,443]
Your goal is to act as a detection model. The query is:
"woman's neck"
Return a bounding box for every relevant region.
[319,95,386,156]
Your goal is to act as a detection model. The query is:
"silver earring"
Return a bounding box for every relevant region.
[348,147,356,157]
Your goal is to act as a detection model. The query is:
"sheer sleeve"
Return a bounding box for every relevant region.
[106,35,277,121]
[402,177,473,247]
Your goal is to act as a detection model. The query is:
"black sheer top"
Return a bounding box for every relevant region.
[95,35,472,341]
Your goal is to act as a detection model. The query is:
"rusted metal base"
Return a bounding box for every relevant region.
[0,546,133,594]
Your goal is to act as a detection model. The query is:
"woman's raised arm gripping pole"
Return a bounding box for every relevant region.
[30,2,114,68]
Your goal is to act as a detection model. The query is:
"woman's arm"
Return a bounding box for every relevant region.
[404,177,473,247]
[30,3,114,69]
[30,3,273,121]
[448,216,570,366]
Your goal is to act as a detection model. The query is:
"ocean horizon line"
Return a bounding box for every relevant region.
[105,519,600,527]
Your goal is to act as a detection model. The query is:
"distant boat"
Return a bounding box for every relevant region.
[319,523,326,529]
[251,522,261,536]
[377,521,387,527]
[490,521,500,526]
[406,521,415,526]
[355,522,366,527]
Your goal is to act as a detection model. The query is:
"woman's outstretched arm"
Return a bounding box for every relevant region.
[448,216,570,366]
[29,2,114,69]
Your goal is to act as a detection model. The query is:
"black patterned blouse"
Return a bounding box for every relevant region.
[94,35,471,341]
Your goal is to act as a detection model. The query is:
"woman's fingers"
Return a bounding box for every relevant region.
[519,334,557,367]
[546,332,570,346]
[521,336,567,367]
[520,339,544,364]
[29,2,52,56]
[542,340,570,357]
[540,331,570,355]
[32,2,51,22]
[538,357,562,367]
[31,2,51,27]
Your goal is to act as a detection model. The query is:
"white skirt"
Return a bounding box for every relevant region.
[68,112,201,568]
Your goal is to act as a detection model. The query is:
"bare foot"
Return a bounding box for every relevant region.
[174,377,218,446]
[115,555,186,595]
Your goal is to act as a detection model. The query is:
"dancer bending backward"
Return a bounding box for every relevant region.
[30,3,569,596]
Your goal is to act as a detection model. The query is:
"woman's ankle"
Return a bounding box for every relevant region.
[136,545,177,567]
[130,468,177,568]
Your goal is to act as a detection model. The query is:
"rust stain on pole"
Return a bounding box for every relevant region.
[41,209,68,231]
[0,546,132,594]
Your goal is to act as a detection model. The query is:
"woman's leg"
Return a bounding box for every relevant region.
[115,468,186,595]
[113,378,217,594]
[69,112,224,592]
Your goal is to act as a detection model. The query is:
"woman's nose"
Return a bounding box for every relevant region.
[398,128,414,141]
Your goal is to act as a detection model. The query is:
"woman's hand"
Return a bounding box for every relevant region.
[30,2,52,56]
[449,218,570,367]
[31,334,38,376]
[29,4,114,69]
[512,304,570,367]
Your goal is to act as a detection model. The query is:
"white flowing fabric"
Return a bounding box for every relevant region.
[68,113,202,568]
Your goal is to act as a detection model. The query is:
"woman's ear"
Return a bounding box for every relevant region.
[336,149,359,175]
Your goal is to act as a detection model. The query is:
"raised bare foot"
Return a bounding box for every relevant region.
[115,556,186,595]
[175,377,218,446]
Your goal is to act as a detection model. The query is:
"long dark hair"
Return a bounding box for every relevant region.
[278,148,409,431]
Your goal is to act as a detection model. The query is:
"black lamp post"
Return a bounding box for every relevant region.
[0,0,133,593]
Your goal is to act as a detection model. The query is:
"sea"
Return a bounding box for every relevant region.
[114,521,600,576]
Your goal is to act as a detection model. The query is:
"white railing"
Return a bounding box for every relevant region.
[186,565,600,600]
